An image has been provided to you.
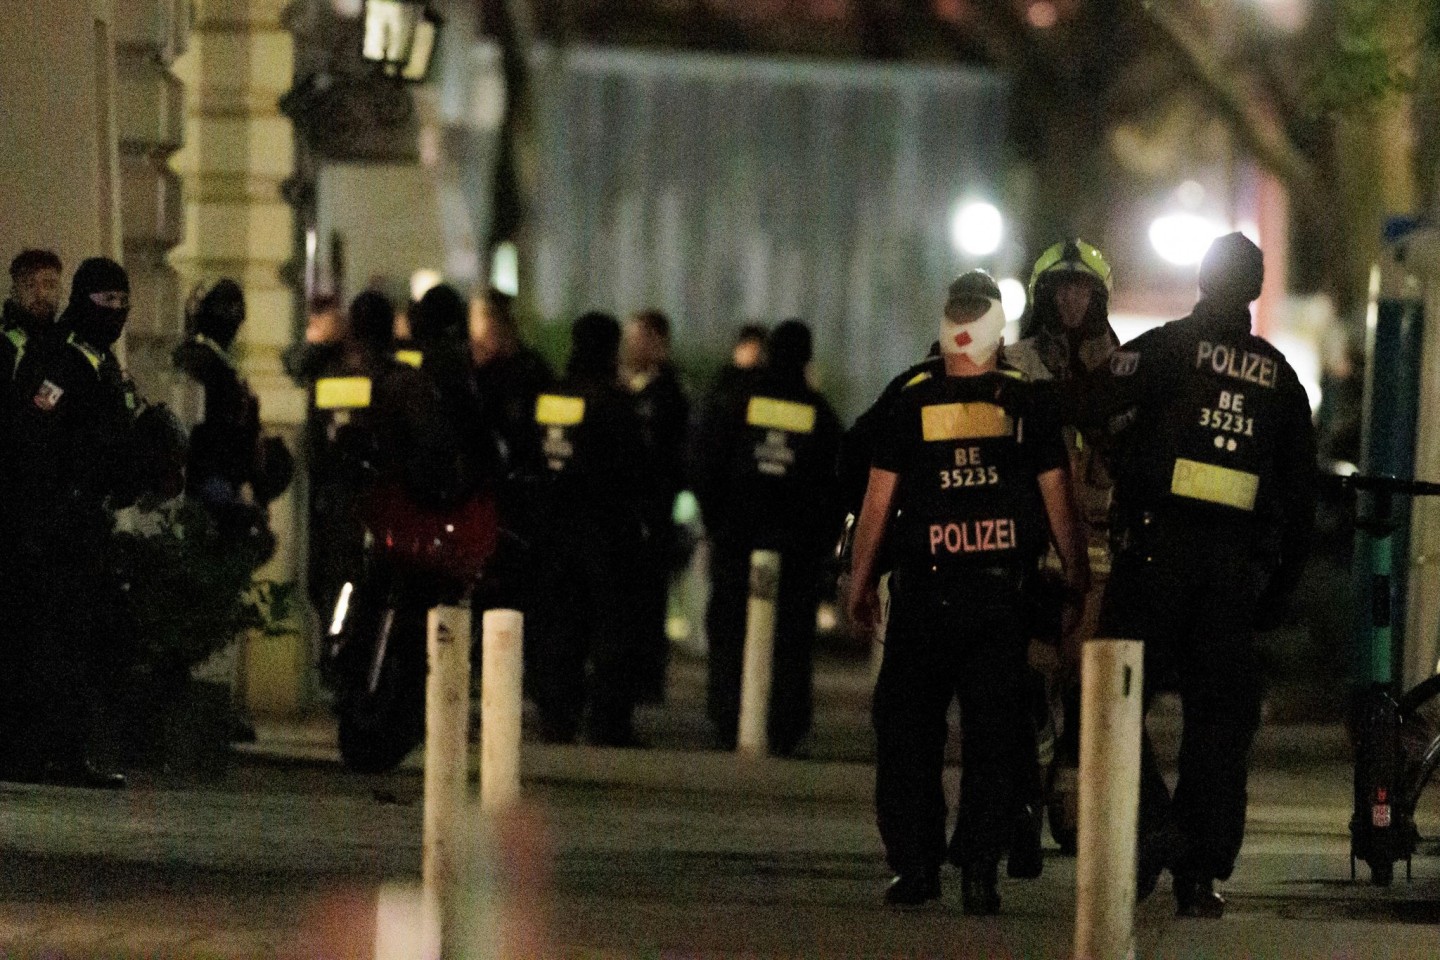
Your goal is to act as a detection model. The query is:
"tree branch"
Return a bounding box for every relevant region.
[1127,0,1318,188]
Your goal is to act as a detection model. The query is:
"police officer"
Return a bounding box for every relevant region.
[1,249,63,381]
[847,270,1088,911]
[694,319,841,756]
[623,309,690,704]
[0,257,142,788]
[529,312,650,746]
[174,279,291,551]
[1080,232,1317,917]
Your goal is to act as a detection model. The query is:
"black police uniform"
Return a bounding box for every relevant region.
[870,369,1067,882]
[631,362,690,703]
[1084,298,1317,894]
[694,356,841,755]
[0,328,140,781]
[529,366,651,745]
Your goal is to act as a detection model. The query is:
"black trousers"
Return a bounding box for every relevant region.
[0,539,119,772]
[873,573,1036,875]
[1098,522,1267,883]
[532,521,644,740]
[705,544,819,754]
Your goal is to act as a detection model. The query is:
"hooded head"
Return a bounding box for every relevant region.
[349,290,396,352]
[66,257,130,350]
[1198,232,1265,307]
[7,249,62,332]
[411,283,467,342]
[767,319,813,377]
[567,311,621,381]
[189,278,246,349]
[941,270,1006,366]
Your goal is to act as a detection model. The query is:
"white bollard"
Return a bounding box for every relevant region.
[737,549,781,758]
[421,604,473,959]
[481,609,525,810]
[1073,639,1145,960]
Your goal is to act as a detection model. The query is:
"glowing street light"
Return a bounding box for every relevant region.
[998,277,1027,323]
[951,201,1004,257]
[1149,212,1227,266]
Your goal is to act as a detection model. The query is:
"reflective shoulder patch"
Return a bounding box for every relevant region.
[999,368,1028,381]
[747,396,817,434]
[902,370,933,390]
[394,349,424,369]
[315,376,373,410]
[920,402,1013,442]
[1170,458,1258,511]
[536,393,586,426]
[1110,351,1140,376]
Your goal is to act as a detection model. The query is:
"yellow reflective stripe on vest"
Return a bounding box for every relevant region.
[746,396,816,434]
[920,402,1013,442]
[903,370,933,390]
[315,376,373,410]
[1170,458,1259,511]
[535,393,585,426]
[66,333,103,373]
[394,349,424,369]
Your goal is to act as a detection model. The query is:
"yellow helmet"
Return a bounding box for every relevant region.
[1027,239,1113,302]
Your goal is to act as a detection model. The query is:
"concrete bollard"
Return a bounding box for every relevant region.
[737,549,781,758]
[421,604,474,959]
[1073,639,1144,960]
[481,609,525,810]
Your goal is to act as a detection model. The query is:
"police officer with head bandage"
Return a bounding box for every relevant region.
[1075,232,1317,917]
[847,270,1089,912]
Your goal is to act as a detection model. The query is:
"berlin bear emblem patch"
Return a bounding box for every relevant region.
[33,380,63,412]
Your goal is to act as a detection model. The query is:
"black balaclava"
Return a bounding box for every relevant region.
[65,257,130,350]
[1198,232,1265,309]
[192,279,245,349]
[767,319,813,380]
[567,311,621,381]
[349,291,396,353]
[411,284,467,342]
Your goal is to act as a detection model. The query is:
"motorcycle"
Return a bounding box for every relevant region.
[322,481,500,774]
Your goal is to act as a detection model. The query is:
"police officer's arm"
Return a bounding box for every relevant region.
[1037,466,1091,611]
[1067,330,1161,448]
[1267,371,1319,601]
[846,467,898,631]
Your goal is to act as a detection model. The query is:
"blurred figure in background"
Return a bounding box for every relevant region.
[694,319,841,756]
[623,309,690,703]
[470,288,554,478]
[528,312,650,746]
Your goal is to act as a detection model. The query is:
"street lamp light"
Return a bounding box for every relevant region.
[1148,212,1227,267]
[362,0,442,83]
[951,201,1004,258]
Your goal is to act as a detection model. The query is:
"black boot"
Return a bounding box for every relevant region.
[1174,876,1225,918]
[1136,826,1179,902]
[884,867,941,907]
[960,858,1001,915]
[1007,804,1044,879]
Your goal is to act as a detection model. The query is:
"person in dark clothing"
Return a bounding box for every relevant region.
[1,249,63,382]
[1076,232,1318,918]
[695,319,842,757]
[173,279,291,553]
[410,283,499,488]
[470,287,554,476]
[624,309,690,703]
[708,323,767,397]
[847,271,1089,912]
[0,257,144,789]
[529,312,650,746]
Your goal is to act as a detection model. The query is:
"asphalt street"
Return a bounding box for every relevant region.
[0,654,1437,958]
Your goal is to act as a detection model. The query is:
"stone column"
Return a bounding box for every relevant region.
[113,0,188,399]
[170,0,312,717]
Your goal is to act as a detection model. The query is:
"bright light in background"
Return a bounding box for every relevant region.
[409,268,442,303]
[490,241,520,296]
[1149,213,1227,266]
[951,201,1004,257]
[998,277,1027,322]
